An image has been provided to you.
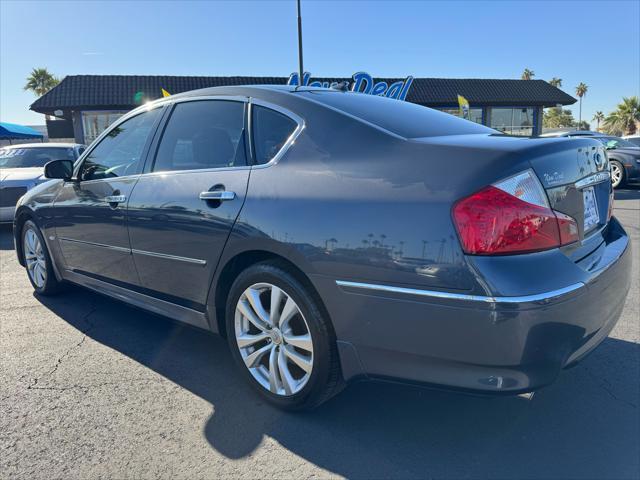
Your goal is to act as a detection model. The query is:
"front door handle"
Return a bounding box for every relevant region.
[199,191,236,201]
[104,195,127,204]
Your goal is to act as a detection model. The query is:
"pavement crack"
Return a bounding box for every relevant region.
[27,302,98,391]
[582,364,638,409]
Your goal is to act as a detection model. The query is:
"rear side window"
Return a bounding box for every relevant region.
[153,100,247,172]
[252,105,298,165]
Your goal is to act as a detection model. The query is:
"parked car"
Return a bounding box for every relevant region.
[564,135,640,188]
[0,143,85,222]
[622,134,640,147]
[13,86,631,410]
[542,131,640,188]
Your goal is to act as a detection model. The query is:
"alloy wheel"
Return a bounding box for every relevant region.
[611,162,623,188]
[24,227,47,289]
[234,282,314,396]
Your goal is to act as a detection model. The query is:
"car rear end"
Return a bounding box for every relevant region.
[328,134,631,394]
[448,138,631,391]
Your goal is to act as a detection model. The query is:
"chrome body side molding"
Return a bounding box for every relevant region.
[335,280,585,304]
[57,236,206,265]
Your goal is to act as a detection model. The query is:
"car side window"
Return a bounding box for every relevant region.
[252,105,298,165]
[153,100,247,172]
[79,108,161,181]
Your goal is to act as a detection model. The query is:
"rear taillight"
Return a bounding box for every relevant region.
[453,170,578,255]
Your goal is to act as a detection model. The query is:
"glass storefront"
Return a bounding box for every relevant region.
[82,111,127,144]
[490,107,535,136]
[437,107,483,124]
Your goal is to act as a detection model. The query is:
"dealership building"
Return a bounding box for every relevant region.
[31,74,576,145]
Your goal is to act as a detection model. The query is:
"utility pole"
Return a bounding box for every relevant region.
[296,0,304,88]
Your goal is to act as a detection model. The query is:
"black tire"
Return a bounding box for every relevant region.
[21,220,64,295]
[225,261,343,410]
[610,160,626,189]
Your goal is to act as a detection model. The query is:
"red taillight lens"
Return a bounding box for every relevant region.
[452,170,578,255]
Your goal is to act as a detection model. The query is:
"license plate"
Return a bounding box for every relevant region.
[583,186,599,231]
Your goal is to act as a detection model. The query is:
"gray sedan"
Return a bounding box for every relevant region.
[13,86,631,410]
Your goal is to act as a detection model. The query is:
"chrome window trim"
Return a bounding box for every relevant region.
[57,237,206,265]
[248,98,305,169]
[335,280,585,304]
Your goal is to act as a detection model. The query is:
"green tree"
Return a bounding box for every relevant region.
[543,108,576,128]
[603,96,640,136]
[592,111,605,131]
[549,77,562,88]
[24,67,59,97]
[521,69,535,80]
[575,82,589,128]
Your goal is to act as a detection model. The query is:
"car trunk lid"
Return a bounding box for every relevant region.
[526,138,612,261]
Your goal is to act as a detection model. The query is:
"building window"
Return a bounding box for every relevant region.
[437,107,483,124]
[81,111,127,144]
[490,107,535,136]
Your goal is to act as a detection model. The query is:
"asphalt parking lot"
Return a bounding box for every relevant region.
[1,187,638,480]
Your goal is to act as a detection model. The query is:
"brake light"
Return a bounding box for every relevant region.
[453,170,578,255]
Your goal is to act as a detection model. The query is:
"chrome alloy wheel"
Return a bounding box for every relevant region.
[23,227,46,289]
[234,282,314,396]
[611,162,623,188]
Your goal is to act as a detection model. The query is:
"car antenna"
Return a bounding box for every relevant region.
[295,0,304,92]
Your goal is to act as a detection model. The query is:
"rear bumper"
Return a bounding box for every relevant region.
[314,217,631,394]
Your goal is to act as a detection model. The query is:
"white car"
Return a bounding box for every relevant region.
[0,143,85,222]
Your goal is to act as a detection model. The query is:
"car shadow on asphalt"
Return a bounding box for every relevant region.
[0,224,14,249]
[34,285,639,479]
[615,183,640,201]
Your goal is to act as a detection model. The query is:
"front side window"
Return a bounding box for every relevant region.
[595,136,638,149]
[0,147,75,168]
[252,105,298,165]
[153,100,246,172]
[79,107,161,181]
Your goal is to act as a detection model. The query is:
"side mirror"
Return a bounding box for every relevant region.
[44,159,74,180]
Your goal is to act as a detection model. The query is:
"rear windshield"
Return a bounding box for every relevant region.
[0,147,75,168]
[304,91,495,138]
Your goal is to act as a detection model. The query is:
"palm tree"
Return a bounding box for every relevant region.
[575,83,588,128]
[592,111,605,131]
[603,96,640,136]
[24,68,59,97]
[521,69,535,80]
[549,77,562,88]
[24,68,60,121]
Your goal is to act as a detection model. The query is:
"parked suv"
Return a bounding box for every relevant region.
[14,86,631,409]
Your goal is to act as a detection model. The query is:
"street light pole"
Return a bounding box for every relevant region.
[296,0,304,88]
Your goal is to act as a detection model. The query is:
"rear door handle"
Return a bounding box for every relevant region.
[199,191,236,201]
[104,195,127,203]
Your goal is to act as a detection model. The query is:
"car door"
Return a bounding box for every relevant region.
[52,106,164,285]
[126,98,250,312]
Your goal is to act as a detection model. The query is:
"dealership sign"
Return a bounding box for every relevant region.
[287,72,414,101]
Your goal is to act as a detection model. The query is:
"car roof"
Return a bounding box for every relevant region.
[2,142,84,149]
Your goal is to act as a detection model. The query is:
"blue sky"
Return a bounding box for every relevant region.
[1,0,638,127]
